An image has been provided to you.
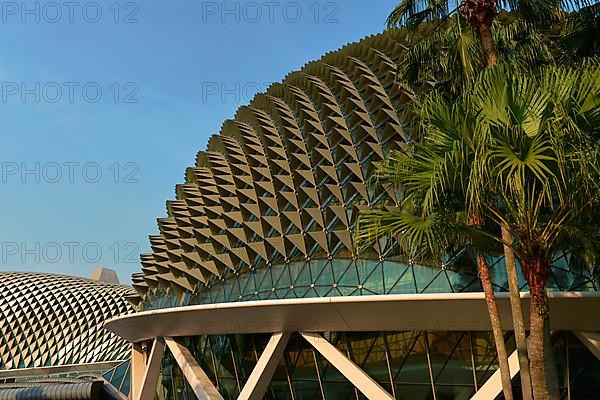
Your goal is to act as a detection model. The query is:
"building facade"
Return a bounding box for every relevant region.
[106,30,600,400]
[0,271,134,398]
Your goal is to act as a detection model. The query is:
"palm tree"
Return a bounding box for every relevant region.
[387,0,594,65]
[387,4,597,398]
[471,64,600,400]
[387,13,552,400]
[395,13,553,96]
[357,64,600,400]
[356,86,516,400]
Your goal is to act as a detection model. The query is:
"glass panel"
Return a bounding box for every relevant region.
[227,279,242,302]
[470,332,499,385]
[360,261,384,294]
[422,271,452,293]
[566,332,600,398]
[119,362,131,395]
[273,266,292,293]
[321,381,355,400]
[289,262,309,288]
[310,260,331,285]
[102,360,130,395]
[391,332,432,385]
[315,284,333,297]
[317,334,355,400]
[349,333,394,394]
[445,268,476,293]
[238,272,254,297]
[157,348,197,400]
[429,332,473,385]
[285,335,322,400]
[394,384,436,400]
[254,267,271,292]
[486,256,508,291]
[413,265,439,293]
[462,278,484,293]
[229,335,255,383]
[551,333,568,396]
[387,265,416,294]
[435,385,475,400]
[334,261,359,288]
[383,261,409,294]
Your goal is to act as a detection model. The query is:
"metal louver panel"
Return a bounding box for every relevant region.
[0,272,134,370]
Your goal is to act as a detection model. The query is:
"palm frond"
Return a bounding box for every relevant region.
[387,0,457,29]
[560,3,600,58]
[355,206,469,263]
[499,0,559,24]
[396,14,553,97]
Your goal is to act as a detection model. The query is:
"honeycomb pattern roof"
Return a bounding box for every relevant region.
[133,29,414,307]
[0,272,134,370]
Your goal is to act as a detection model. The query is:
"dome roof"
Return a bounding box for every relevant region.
[0,272,134,370]
[128,28,600,310]
[132,29,413,307]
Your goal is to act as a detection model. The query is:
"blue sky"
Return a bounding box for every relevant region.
[0,0,395,282]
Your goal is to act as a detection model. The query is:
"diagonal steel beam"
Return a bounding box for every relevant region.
[238,332,291,400]
[574,331,600,360]
[470,349,520,400]
[299,332,394,400]
[165,337,224,400]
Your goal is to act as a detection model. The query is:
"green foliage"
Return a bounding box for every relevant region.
[387,0,456,29]
[473,64,600,266]
[387,0,600,73]
[559,3,600,58]
[387,0,598,29]
[396,14,553,97]
[357,63,600,274]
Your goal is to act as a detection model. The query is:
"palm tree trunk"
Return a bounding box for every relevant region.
[501,224,533,400]
[526,260,550,400]
[477,22,498,66]
[461,0,498,66]
[477,251,514,400]
[543,297,560,400]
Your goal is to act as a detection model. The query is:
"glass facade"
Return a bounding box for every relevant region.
[136,226,600,400]
[139,248,600,399]
[143,250,599,310]
[551,332,600,399]
[103,360,131,395]
[149,331,600,400]
[155,331,505,400]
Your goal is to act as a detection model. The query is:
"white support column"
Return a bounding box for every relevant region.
[574,331,600,360]
[164,337,224,400]
[470,349,520,400]
[238,332,291,400]
[137,337,165,400]
[299,332,394,400]
[130,342,147,400]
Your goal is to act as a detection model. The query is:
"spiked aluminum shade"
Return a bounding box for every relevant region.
[0,272,134,370]
[132,29,414,308]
